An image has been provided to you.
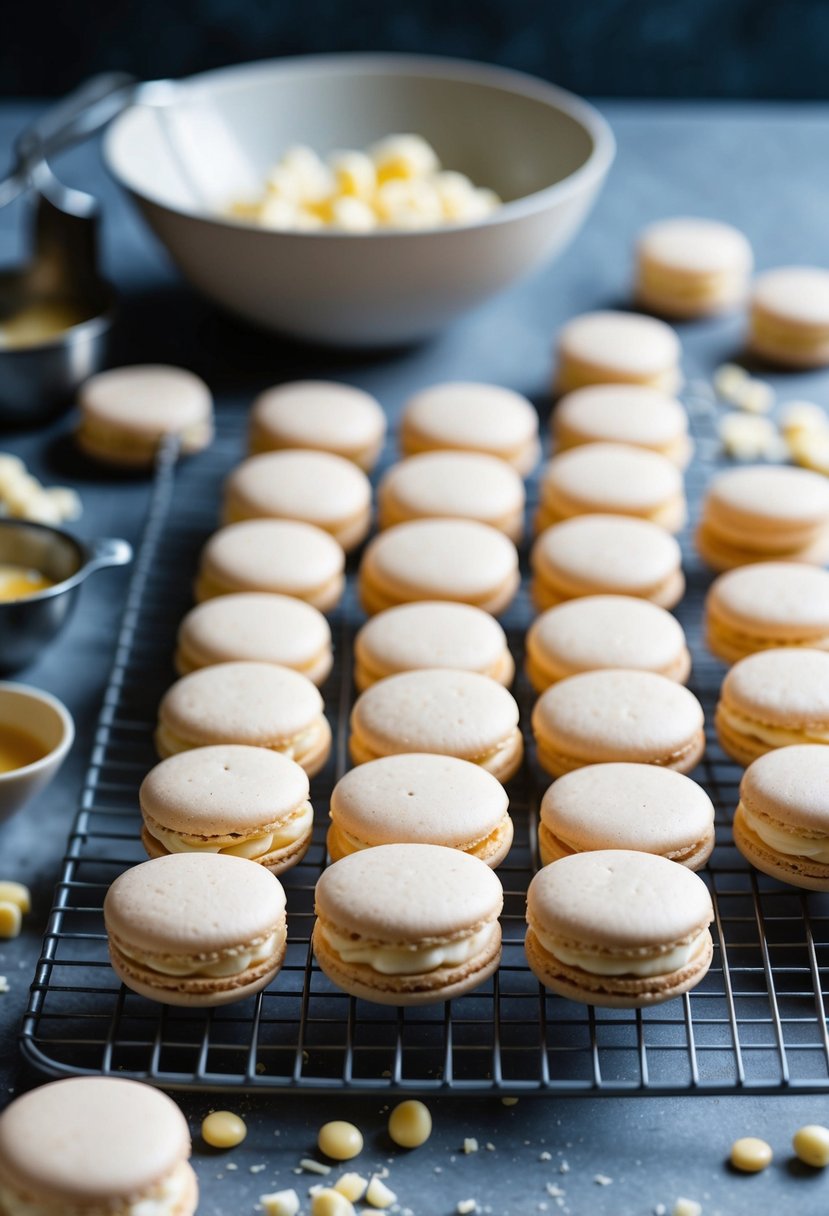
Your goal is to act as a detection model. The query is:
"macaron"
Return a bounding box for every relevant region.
[400,381,541,474]
[535,443,686,534]
[349,668,523,782]
[175,592,333,683]
[249,379,387,469]
[0,1078,197,1216]
[377,451,526,540]
[532,669,705,778]
[538,762,715,869]
[748,266,829,368]
[552,384,692,467]
[76,364,213,467]
[715,647,829,767]
[525,595,691,692]
[313,843,503,1005]
[353,601,514,691]
[554,310,682,396]
[140,745,314,874]
[328,753,513,866]
[195,519,345,610]
[155,661,331,777]
[733,745,829,890]
[222,450,372,551]
[525,850,714,1008]
[696,465,829,570]
[635,216,753,318]
[530,515,685,611]
[358,519,520,617]
[104,852,287,1006]
[705,562,829,665]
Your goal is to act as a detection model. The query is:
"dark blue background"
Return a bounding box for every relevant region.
[4,0,828,98]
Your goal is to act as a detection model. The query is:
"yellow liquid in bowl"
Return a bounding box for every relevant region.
[0,563,54,602]
[0,725,45,773]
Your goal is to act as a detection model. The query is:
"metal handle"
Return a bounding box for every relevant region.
[84,537,133,573]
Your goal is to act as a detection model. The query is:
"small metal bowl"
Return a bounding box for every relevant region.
[0,518,132,672]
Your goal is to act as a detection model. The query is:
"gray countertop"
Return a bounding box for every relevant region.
[2,100,829,1216]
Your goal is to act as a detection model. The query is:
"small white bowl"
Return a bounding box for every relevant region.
[105,54,614,346]
[0,682,74,824]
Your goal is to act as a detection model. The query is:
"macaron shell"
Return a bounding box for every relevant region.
[718,648,829,728]
[196,519,345,607]
[739,744,829,832]
[378,451,525,538]
[401,382,540,462]
[637,217,753,275]
[224,450,371,528]
[733,803,829,892]
[705,563,829,662]
[79,365,212,437]
[553,384,691,463]
[539,443,685,518]
[705,465,829,531]
[751,266,829,326]
[108,934,287,1007]
[249,380,386,465]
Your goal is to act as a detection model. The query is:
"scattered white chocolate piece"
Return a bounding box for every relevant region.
[311,1188,357,1216]
[364,1176,396,1209]
[719,413,782,461]
[335,1173,368,1202]
[713,364,749,404]
[793,1124,829,1167]
[463,1137,479,1154]
[672,1200,702,1216]
[260,1189,301,1216]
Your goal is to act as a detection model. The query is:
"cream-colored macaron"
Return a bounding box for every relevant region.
[552,384,692,467]
[715,647,829,767]
[705,562,829,665]
[76,364,213,467]
[635,216,753,318]
[328,753,513,866]
[248,379,386,469]
[155,661,331,777]
[195,519,345,610]
[525,595,691,691]
[353,601,514,691]
[400,381,541,474]
[175,592,333,683]
[538,762,715,869]
[531,515,685,611]
[555,310,682,396]
[349,668,523,782]
[358,519,520,617]
[748,266,829,368]
[140,745,315,874]
[532,669,705,778]
[377,451,525,540]
[222,450,372,551]
[535,442,686,534]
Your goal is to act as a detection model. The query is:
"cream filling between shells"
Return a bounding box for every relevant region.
[532,925,709,978]
[0,1159,194,1216]
[115,930,281,978]
[740,802,829,862]
[322,922,497,976]
[718,704,829,747]
[157,721,325,763]
[332,816,509,861]
[639,264,742,301]
[146,803,313,860]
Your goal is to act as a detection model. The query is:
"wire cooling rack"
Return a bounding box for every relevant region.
[20,389,829,1096]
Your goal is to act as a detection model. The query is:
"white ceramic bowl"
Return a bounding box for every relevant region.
[105,54,614,347]
[0,683,74,824]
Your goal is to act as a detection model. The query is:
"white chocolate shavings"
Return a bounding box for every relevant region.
[300,1158,333,1175]
[0,453,81,524]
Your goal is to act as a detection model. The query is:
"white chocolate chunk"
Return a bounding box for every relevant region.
[260,1189,301,1216]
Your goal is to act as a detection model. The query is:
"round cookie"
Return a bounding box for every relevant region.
[313,843,503,1005]
[715,648,829,767]
[358,519,520,617]
[175,592,333,683]
[733,745,829,890]
[525,595,691,692]
[555,310,682,396]
[223,450,372,551]
[0,1078,197,1216]
[353,601,514,691]
[349,669,523,782]
[140,745,314,874]
[532,669,705,778]
[249,380,386,469]
[328,753,513,867]
[749,266,829,368]
[195,519,345,610]
[104,853,287,1006]
[696,465,829,570]
[525,850,714,1008]
[635,216,753,318]
[76,364,213,468]
[538,763,715,869]
[535,443,686,534]
[377,451,525,540]
[155,661,331,777]
[553,384,692,467]
[531,515,684,611]
[400,381,541,474]
[705,563,829,665]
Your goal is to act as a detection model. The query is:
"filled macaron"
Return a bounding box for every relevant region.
[704,562,829,664]
[715,648,829,766]
[249,379,386,469]
[748,266,829,369]
[400,381,540,474]
[377,451,525,540]
[635,216,753,318]
[552,383,692,467]
[554,310,682,396]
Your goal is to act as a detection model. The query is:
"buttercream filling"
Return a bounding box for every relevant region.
[81,417,211,453]
[740,803,829,862]
[718,704,829,747]
[708,616,829,652]
[157,722,324,763]
[146,803,313,859]
[541,824,702,866]
[115,930,280,978]
[640,265,741,300]
[332,816,508,860]
[322,922,497,976]
[0,1160,193,1216]
[353,729,517,771]
[752,313,829,349]
[533,925,708,978]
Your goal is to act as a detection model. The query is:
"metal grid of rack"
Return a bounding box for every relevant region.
[20,390,829,1096]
